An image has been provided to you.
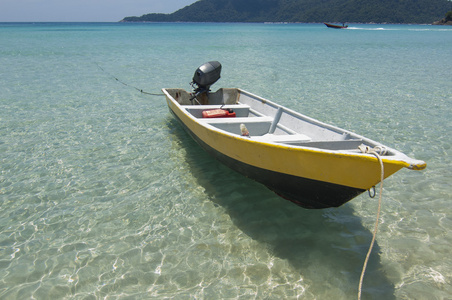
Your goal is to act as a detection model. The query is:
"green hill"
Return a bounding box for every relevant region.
[121,0,451,24]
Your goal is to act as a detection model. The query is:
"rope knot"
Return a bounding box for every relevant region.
[358,144,388,156]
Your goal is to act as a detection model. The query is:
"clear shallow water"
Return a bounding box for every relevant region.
[0,22,451,299]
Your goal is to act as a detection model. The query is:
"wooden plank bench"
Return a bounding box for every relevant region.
[199,116,274,136]
[252,133,312,144]
[283,139,364,150]
[182,104,251,118]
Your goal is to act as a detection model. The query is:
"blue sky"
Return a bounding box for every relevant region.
[0,0,197,22]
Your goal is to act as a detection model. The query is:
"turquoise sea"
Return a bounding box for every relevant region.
[0,22,451,299]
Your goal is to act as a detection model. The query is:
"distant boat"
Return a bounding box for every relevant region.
[324,22,348,29]
[163,61,426,209]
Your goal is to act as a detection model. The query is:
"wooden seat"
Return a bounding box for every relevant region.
[182,104,251,118]
[200,116,273,136]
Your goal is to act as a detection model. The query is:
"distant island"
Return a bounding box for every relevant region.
[121,0,452,24]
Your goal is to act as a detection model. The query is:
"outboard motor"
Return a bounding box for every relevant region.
[190,61,221,103]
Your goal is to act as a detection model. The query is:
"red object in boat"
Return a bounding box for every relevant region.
[202,109,236,118]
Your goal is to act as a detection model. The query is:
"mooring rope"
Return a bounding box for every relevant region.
[357,145,386,300]
[95,63,164,96]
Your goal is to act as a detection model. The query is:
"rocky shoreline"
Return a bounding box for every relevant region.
[432,18,452,25]
[433,10,452,25]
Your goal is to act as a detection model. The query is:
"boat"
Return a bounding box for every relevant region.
[163,61,426,209]
[324,22,348,29]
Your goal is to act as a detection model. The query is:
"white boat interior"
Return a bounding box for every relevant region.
[167,88,393,154]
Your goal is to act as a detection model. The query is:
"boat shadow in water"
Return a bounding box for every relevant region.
[167,118,395,299]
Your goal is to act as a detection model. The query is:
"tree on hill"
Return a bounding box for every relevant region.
[446,10,452,21]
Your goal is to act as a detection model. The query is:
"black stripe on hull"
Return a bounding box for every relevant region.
[170,110,365,209]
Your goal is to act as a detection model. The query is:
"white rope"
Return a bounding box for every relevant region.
[357,145,385,300]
